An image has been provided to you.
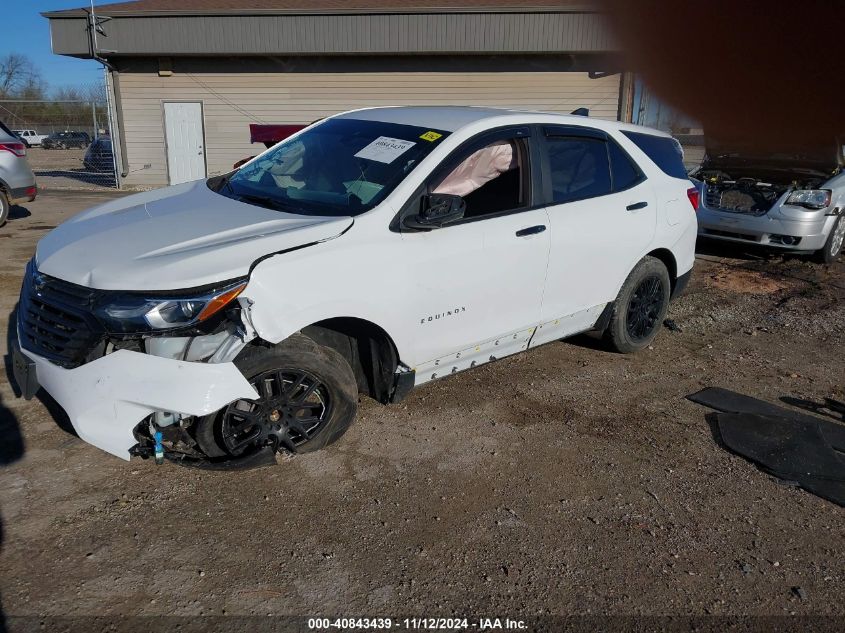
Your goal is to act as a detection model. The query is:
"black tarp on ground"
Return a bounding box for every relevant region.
[688,388,845,507]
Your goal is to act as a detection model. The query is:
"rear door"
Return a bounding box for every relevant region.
[532,125,656,346]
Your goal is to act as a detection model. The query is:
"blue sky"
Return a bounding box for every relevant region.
[5,1,103,92]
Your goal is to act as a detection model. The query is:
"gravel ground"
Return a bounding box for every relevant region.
[0,192,843,627]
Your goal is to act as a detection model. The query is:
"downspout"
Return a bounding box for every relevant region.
[86,4,129,179]
[110,69,129,178]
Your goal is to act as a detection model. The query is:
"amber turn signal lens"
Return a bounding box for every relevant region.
[196,283,247,322]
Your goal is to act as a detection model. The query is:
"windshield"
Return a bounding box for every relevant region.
[215,118,450,216]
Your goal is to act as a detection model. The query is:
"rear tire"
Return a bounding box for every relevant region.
[604,256,671,354]
[815,216,844,264]
[0,192,9,227]
[195,334,358,460]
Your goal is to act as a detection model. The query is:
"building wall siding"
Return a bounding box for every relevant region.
[50,12,615,57]
[117,69,620,187]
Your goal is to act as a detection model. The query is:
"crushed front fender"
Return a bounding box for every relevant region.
[20,347,258,461]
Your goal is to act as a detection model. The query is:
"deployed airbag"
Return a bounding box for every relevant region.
[433,140,517,197]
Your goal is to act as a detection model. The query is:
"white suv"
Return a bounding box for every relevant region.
[13,107,697,467]
[12,129,47,147]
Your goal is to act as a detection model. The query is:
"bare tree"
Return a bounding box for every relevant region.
[0,54,43,98]
[84,81,107,104]
[52,85,86,102]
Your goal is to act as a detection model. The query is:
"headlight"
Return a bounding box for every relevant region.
[94,280,247,333]
[785,189,831,210]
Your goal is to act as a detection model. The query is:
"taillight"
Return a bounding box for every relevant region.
[0,142,26,157]
[687,186,700,210]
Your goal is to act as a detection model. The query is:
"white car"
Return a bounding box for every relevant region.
[12,107,697,466]
[693,138,845,262]
[12,129,47,147]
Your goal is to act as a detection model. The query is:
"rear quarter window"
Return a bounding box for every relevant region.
[607,140,644,191]
[622,131,688,180]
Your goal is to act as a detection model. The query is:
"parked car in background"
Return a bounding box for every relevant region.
[693,138,845,263]
[83,137,115,172]
[0,121,37,227]
[12,106,696,465]
[12,129,47,147]
[42,131,91,149]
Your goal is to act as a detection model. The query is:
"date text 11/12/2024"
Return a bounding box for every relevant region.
[308,617,528,630]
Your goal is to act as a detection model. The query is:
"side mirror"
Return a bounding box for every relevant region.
[403,193,466,230]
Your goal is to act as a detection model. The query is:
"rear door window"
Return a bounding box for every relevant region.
[545,137,612,204]
[621,131,688,179]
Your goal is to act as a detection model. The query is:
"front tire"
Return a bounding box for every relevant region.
[0,192,9,227]
[816,216,844,264]
[195,334,358,460]
[604,256,671,354]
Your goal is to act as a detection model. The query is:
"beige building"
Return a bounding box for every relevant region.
[46,0,630,189]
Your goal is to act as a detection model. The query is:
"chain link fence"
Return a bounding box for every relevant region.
[0,99,118,189]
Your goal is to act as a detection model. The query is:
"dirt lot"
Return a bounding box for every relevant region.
[26,147,117,191]
[0,192,843,627]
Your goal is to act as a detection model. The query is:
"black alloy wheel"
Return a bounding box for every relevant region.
[220,368,333,456]
[194,334,359,461]
[604,255,671,354]
[625,275,665,342]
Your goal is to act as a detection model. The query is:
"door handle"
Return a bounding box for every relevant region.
[626,201,648,211]
[515,225,546,237]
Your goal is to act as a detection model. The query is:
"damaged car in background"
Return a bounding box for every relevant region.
[693,138,845,262]
[11,106,697,469]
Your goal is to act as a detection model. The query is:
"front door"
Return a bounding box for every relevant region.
[397,127,550,378]
[164,101,206,185]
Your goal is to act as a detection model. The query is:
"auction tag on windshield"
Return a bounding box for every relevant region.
[355,136,416,164]
[420,131,443,142]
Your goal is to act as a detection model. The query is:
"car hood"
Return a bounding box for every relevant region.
[702,137,843,179]
[35,180,353,291]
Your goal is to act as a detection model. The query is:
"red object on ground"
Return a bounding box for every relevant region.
[234,123,309,168]
[249,124,307,147]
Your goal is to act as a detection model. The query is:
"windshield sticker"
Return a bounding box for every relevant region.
[420,131,443,142]
[354,136,416,164]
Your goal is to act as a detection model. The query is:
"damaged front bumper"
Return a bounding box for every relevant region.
[14,341,258,461]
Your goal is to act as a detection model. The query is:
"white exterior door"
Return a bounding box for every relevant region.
[164,101,206,185]
[533,131,656,347]
[399,209,551,370]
